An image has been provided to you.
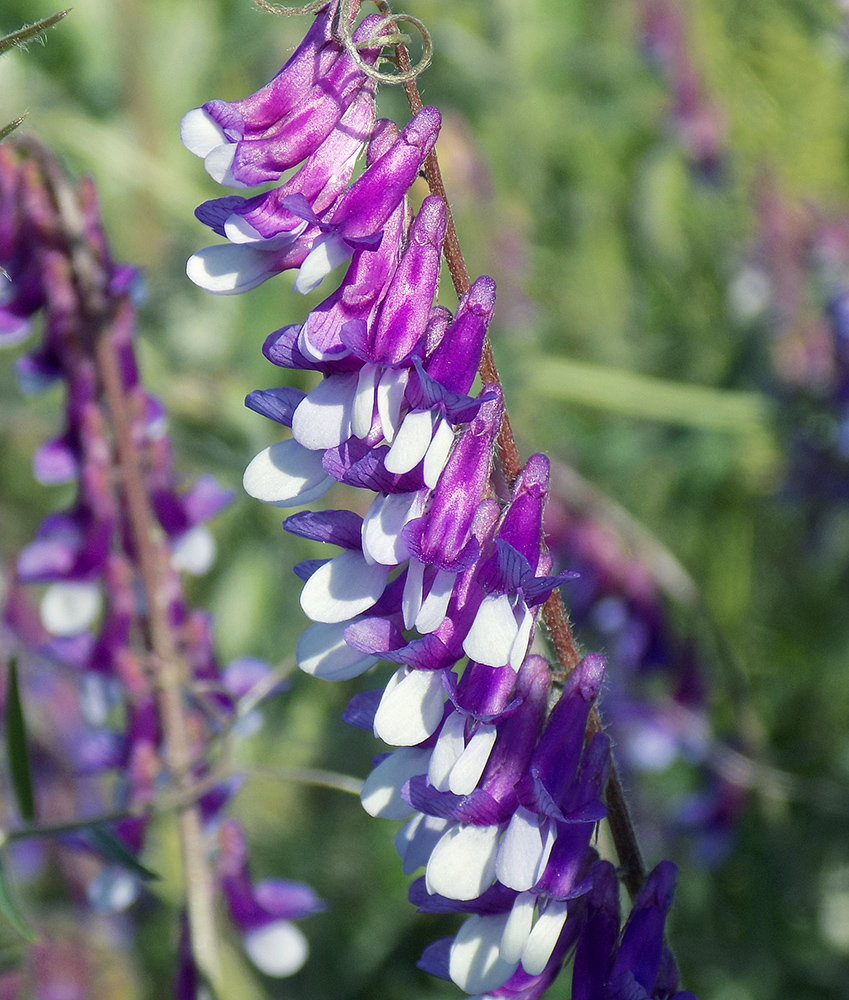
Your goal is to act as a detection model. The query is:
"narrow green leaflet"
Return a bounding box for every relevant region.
[5,659,35,823]
[83,826,159,882]
[0,855,36,943]
[0,10,70,57]
[0,117,26,143]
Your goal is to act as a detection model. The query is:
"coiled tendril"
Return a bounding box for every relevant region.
[252,0,432,84]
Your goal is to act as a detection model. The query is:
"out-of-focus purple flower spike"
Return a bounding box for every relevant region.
[216,819,323,978]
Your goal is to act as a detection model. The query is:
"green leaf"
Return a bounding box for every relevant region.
[0,855,36,943]
[5,659,35,823]
[0,117,26,143]
[0,10,70,57]
[83,826,159,882]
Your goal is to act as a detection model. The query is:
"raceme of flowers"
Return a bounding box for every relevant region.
[182,3,696,997]
[0,141,323,987]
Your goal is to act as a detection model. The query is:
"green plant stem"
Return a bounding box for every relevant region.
[245,766,364,796]
[0,765,365,845]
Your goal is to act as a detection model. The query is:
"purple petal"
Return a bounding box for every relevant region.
[245,386,306,426]
[196,195,248,236]
[254,878,327,920]
[416,937,453,979]
[341,689,383,730]
[344,616,406,655]
[404,774,465,818]
[425,275,497,395]
[293,558,330,582]
[284,509,363,549]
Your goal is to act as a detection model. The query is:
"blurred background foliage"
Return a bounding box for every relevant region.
[2,0,849,998]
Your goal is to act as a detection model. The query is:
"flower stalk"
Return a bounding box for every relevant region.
[386,16,648,902]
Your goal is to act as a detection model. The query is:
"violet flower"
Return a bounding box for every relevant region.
[0,139,322,987]
[182,4,698,997]
[572,860,696,1000]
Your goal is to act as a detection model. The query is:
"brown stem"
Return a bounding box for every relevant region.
[30,144,222,986]
[389,39,647,897]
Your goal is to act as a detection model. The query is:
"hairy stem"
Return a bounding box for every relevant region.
[386,37,648,897]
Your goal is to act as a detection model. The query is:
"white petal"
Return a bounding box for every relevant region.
[463,594,519,667]
[186,244,272,294]
[428,710,467,791]
[521,900,568,976]
[171,525,216,575]
[449,723,497,795]
[224,214,264,244]
[623,722,680,773]
[376,368,409,444]
[244,920,308,978]
[40,581,102,637]
[449,912,519,994]
[395,813,449,874]
[373,666,445,746]
[296,620,377,681]
[423,416,455,489]
[361,493,415,567]
[291,373,356,451]
[293,234,352,295]
[87,867,139,914]
[243,439,333,507]
[496,808,555,892]
[426,823,500,900]
[509,603,535,672]
[352,363,380,439]
[402,558,425,629]
[415,568,457,634]
[204,142,244,187]
[300,550,388,624]
[500,892,537,965]
[360,746,430,819]
[224,213,307,249]
[299,323,351,363]
[384,410,434,475]
[180,107,226,157]
[79,673,121,727]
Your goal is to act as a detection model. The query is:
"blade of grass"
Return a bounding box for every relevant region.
[0,10,70,56]
[83,826,159,882]
[0,855,36,943]
[525,355,770,433]
[0,117,26,143]
[4,659,35,823]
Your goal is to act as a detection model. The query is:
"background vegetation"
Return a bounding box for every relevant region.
[2,1,849,997]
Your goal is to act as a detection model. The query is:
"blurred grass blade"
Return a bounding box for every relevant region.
[0,10,70,56]
[0,116,26,142]
[5,659,35,823]
[526,355,770,433]
[84,826,159,882]
[0,854,36,943]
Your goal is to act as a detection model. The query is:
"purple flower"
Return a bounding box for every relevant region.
[217,820,325,977]
[181,8,699,998]
[572,860,696,1000]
